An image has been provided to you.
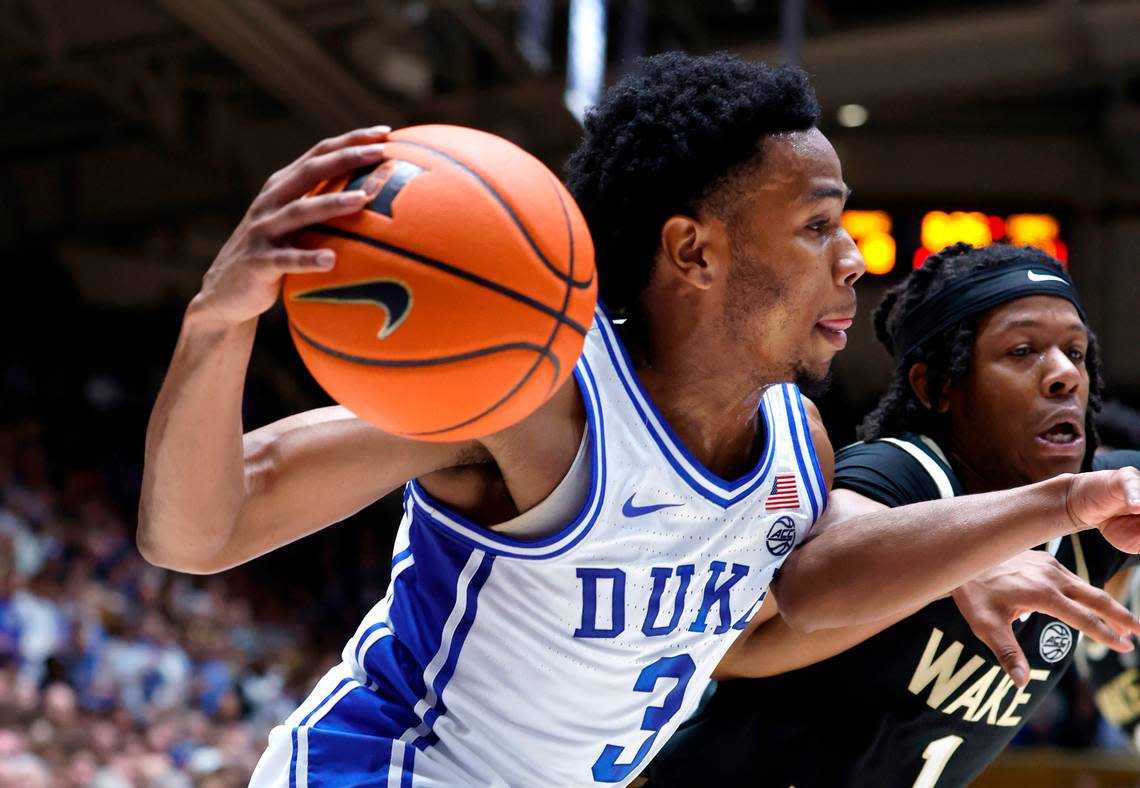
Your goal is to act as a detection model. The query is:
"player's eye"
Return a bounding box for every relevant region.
[1067,347,1086,363]
[1010,345,1033,358]
[807,219,829,234]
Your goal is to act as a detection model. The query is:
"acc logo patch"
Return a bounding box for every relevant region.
[766,516,797,557]
[1039,621,1073,663]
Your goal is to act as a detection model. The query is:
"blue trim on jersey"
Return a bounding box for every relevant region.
[297,683,428,785]
[405,360,607,559]
[353,621,390,666]
[793,386,829,514]
[290,677,354,788]
[401,746,416,788]
[391,546,413,567]
[415,550,495,739]
[592,305,776,507]
[782,386,820,522]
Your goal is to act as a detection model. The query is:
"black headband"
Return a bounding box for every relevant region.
[891,261,1087,360]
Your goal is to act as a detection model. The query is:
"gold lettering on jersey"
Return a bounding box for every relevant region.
[966,674,1015,724]
[995,670,1049,727]
[908,628,1051,727]
[942,665,1000,719]
[908,628,985,708]
[1093,668,1140,725]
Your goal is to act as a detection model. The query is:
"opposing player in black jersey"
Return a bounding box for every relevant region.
[648,242,1140,788]
[1080,563,1140,753]
[1078,412,1140,753]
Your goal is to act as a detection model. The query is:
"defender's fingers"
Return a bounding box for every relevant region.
[260,144,387,208]
[1123,469,1140,510]
[1063,581,1140,636]
[254,191,371,240]
[970,619,1030,689]
[1037,595,1132,653]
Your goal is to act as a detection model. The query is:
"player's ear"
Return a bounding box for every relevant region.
[658,214,722,290]
[907,362,950,414]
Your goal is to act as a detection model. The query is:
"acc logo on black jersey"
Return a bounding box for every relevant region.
[1039,621,1073,663]
[766,516,796,557]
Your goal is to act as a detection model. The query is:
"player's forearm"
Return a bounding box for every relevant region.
[138,300,257,573]
[717,601,925,679]
[772,475,1078,631]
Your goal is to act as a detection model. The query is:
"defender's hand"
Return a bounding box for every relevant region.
[953,550,1140,688]
[1065,468,1140,552]
[192,126,391,327]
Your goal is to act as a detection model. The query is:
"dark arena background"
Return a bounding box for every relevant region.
[2,1,1139,785]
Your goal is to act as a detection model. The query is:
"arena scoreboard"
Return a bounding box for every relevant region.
[842,209,1067,276]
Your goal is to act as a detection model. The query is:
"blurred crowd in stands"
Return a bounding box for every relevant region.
[1,253,1138,784]
[0,408,404,786]
[0,255,402,785]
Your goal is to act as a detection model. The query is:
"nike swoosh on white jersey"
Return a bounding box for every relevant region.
[1027,270,1067,284]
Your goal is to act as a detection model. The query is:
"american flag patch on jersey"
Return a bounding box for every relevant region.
[765,474,800,510]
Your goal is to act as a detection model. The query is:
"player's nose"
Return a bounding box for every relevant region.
[833,226,865,288]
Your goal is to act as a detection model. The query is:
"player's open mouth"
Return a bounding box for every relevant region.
[814,318,853,349]
[1035,419,1085,456]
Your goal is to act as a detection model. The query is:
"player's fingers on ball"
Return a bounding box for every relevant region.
[307,126,391,158]
[266,144,387,205]
[258,248,336,273]
[255,192,370,239]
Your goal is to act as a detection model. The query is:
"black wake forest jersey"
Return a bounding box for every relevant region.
[1076,450,1140,751]
[647,439,1136,788]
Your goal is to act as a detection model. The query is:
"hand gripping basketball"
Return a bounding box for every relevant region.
[282,124,598,442]
[1065,467,1140,552]
[190,126,391,327]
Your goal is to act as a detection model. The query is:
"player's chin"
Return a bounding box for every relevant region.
[1027,450,1085,481]
[793,355,834,391]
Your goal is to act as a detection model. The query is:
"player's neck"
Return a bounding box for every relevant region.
[948,447,1008,495]
[632,329,768,481]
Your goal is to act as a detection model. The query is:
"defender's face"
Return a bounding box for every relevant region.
[945,296,1090,487]
[724,128,865,384]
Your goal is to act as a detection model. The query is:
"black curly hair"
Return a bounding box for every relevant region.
[859,242,1103,469]
[564,51,820,332]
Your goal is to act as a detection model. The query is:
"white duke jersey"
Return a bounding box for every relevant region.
[251,307,827,787]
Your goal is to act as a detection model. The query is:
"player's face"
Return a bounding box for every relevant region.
[719,129,864,385]
[944,296,1090,489]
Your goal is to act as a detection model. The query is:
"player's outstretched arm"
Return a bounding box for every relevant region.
[138,127,475,574]
[772,409,1140,633]
[721,525,1140,686]
[774,474,1140,633]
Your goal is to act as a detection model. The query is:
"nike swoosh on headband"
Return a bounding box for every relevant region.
[1026,270,1068,285]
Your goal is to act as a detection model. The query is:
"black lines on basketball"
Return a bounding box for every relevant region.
[309,223,588,337]
[284,125,597,441]
[387,139,594,290]
[292,324,562,374]
[432,167,582,436]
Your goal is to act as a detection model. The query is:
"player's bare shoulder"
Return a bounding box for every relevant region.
[420,373,588,523]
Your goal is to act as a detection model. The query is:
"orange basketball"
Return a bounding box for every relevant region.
[283,125,597,441]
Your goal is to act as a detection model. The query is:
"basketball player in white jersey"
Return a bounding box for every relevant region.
[139,52,1140,786]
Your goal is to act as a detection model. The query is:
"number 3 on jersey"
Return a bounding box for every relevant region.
[592,654,696,783]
